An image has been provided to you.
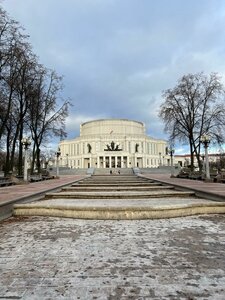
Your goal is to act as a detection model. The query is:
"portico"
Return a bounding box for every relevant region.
[97,155,128,168]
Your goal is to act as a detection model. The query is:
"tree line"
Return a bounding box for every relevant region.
[0,6,70,176]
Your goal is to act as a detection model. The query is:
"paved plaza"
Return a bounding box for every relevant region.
[0,214,225,299]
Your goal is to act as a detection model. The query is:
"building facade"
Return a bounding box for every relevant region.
[174,153,224,169]
[59,119,169,169]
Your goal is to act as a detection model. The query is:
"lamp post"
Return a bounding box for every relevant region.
[159,152,162,167]
[200,134,210,180]
[201,154,205,176]
[55,148,61,177]
[21,137,31,182]
[66,153,69,167]
[167,147,175,177]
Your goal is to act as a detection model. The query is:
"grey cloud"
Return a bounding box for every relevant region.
[2,0,225,150]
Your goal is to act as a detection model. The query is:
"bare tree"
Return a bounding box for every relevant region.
[159,72,225,170]
[0,7,33,175]
[0,7,23,140]
[28,69,70,173]
[0,6,71,176]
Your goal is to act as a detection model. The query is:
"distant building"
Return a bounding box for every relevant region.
[59,119,169,168]
[174,153,223,168]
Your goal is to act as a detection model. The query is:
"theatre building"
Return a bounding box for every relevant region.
[59,119,168,169]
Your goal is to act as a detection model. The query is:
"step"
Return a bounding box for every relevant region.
[62,185,175,192]
[45,190,195,199]
[81,179,151,184]
[14,198,225,220]
[73,182,158,187]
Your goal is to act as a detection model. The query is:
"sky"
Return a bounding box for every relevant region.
[1,0,225,154]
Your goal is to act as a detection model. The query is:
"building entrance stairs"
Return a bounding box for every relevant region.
[13,174,225,220]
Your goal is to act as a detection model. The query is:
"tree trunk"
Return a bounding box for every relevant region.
[36,147,41,173]
[189,138,194,171]
[4,133,11,176]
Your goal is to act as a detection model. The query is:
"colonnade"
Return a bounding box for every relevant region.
[97,156,129,168]
[58,154,169,168]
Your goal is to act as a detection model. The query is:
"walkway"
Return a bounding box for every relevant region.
[0,175,88,220]
[0,215,225,299]
[140,173,225,201]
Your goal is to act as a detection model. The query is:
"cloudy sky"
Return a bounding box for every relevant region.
[1,0,225,153]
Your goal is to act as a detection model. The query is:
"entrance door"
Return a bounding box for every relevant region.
[137,158,143,168]
[106,157,109,168]
[111,157,115,168]
[84,158,90,168]
[123,156,127,168]
[117,157,121,168]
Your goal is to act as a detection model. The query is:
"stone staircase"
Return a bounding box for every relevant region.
[13,174,225,219]
[46,175,193,199]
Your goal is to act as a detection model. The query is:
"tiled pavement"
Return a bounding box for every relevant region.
[0,215,225,299]
[140,174,225,201]
[0,175,88,205]
[0,175,87,220]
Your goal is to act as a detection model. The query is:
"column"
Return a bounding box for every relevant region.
[127,156,130,168]
[97,156,100,168]
[103,156,106,168]
[134,156,137,167]
[109,156,112,168]
[115,156,118,168]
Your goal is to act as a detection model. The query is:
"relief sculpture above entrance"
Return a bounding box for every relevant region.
[104,141,122,151]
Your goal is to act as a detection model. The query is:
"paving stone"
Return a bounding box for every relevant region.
[0,215,225,299]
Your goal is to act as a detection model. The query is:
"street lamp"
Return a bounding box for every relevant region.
[201,154,205,175]
[66,153,69,167]
[55,147,61,177]
[166,147,175,177]
[159,152,162,167]
[200,134,210,180]
[21,137,31,182]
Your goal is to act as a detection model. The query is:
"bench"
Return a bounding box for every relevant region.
[42,175,55,180]
[177,172,189,179]
[188,172,202,180]
[0,178,16,187]
[29,174,55,182]
[29,175,42,182]
[215,171,225,183]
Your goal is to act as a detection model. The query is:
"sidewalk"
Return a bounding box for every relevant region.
[140,173,225,201]
[0,175,88,220]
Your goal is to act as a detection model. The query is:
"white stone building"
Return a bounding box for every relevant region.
[59,119,169,169]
